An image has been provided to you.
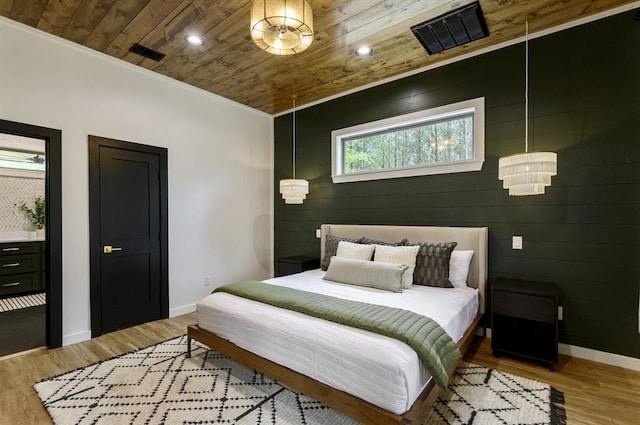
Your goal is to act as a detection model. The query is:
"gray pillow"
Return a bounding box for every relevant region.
[324,257,407,293]
[358,237,409,246]
[411,242,458,287]
[321,234,361,271]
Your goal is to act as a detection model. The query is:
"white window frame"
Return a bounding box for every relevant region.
[0,134,45,179]
[331,97,485,183]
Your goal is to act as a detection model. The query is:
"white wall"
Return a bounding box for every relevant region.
[0,17,273,345]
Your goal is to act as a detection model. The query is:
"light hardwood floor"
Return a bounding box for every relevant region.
[0,313,638,425]
[464,338,640,425]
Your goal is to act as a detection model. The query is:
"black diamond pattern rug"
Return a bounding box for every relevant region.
[424,363,566,425]
[35,336,565,424]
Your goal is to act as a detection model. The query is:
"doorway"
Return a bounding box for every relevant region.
[0,119,63,351]
[88,135,168,336]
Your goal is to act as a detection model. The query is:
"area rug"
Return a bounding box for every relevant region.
[0,292,45,312]
[35,336,566,425]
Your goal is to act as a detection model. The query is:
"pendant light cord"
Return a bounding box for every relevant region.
[525,21,529,153]
[292,96,297,179]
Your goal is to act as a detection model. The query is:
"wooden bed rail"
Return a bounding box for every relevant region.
[187,313,483,425]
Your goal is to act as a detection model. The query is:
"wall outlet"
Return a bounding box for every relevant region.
[315,228,321,238]
[204,276,211,287]
[512,236,523,250]
[558,306,563,320]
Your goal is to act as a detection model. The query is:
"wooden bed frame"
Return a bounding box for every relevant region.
[187,224,488,425]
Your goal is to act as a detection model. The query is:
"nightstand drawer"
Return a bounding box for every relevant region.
[277,256,320,277]
[491,279,559,369]
[493,290,556,323]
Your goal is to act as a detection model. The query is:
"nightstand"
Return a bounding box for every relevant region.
[277,256,320,277]
[491,278,559,370]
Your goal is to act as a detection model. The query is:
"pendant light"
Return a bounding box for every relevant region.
[498,22,557,196]
[279,96,309,204]
[250,0,314,55]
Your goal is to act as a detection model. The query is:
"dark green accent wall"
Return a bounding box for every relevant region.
[274,10,640,358]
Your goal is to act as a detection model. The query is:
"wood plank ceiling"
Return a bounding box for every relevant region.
[0,0,634,115]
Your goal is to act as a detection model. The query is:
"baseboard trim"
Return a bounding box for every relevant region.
[483,327,640,371]
[62,330,91,346]
[170,303,196,317]
[558,343,640,371]
[61,307,196,347]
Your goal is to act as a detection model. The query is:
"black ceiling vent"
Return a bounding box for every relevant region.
[129,43,166,62]
[411,1,489,55]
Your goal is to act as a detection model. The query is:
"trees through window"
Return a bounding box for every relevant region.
[331,98,484,183]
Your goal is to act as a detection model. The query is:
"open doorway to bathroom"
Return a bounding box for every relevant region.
[0,119,62,358]
[0,133,46,356]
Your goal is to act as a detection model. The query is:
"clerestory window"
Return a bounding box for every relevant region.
[331,97,485,183]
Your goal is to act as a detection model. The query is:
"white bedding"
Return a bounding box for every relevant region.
[196,269,479,415]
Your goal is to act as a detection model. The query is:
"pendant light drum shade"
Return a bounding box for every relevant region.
[280,178,309,204]
[498,22,557,196]
[251,0,314,55]
[498,152,557,196]
[279,96,309,204]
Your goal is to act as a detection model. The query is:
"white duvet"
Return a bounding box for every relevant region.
[196,269,478,415]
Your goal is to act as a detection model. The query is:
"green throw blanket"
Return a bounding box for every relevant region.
[214,280,460,388]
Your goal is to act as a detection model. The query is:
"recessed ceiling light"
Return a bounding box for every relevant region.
[354,45,373,57]
[185,35,204,46]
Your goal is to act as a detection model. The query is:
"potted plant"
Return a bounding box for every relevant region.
[18,195,46,237]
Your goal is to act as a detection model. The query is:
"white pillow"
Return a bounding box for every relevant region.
[449,250,474,288]
[324,257,406,293]
[373,244,420,288]
[336,241,375,261]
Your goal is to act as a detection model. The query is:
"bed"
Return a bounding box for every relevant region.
[187,224,488,425]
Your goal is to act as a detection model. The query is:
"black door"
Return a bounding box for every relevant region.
[89,136,168,336]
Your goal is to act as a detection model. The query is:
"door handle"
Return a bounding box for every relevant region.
[103,245,123,254]
[2,263,20,267]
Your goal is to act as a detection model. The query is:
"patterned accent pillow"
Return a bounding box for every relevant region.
[412,242,458,287]
[358,237,409,246]
[321,234,361,271]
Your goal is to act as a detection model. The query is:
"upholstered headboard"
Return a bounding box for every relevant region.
[320,224,488,314]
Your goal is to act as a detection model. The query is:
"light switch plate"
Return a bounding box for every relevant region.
[512,236,523,250]
[315,229,321,238]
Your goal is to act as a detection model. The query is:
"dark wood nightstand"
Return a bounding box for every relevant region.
[491,278,559,370]
[277,256,320,277]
